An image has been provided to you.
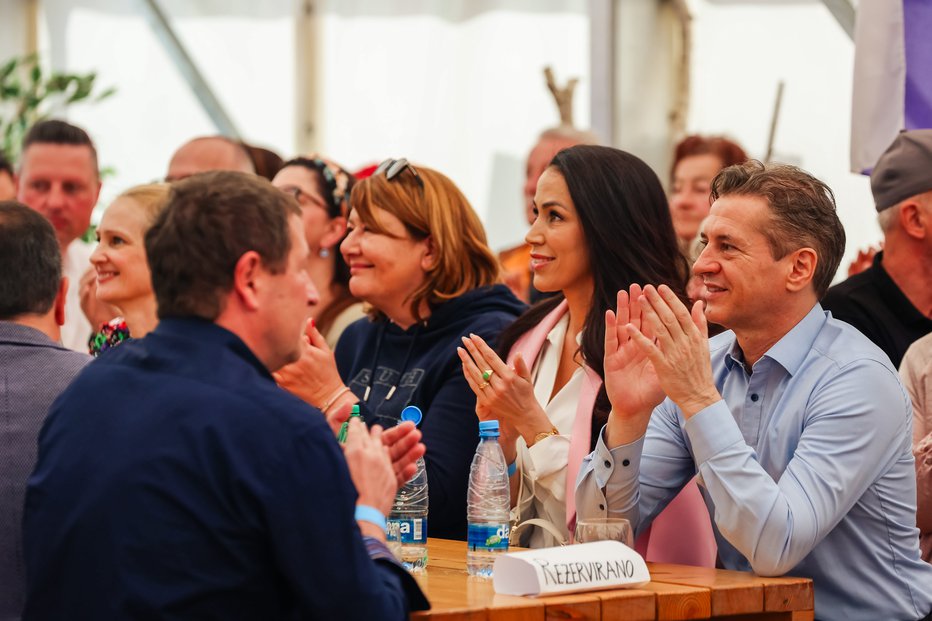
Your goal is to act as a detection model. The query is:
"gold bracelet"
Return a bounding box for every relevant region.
[529,426,559,447]
[321,386,351,414]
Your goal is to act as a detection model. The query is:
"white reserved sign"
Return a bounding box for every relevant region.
[492,541,650,596]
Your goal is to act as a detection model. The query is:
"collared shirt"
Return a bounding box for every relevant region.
[60,240,94,353]
[822,251,932,368]
[576,305,932,621]
[0,322,90,621]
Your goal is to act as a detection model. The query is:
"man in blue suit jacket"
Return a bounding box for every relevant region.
[23,172,427,620]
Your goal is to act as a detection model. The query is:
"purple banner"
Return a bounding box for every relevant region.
[904,0,932,129]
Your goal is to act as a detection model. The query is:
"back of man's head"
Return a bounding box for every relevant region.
[165,136,256,182]
[145,171,299,320]
[0,201,62,320]
[711,161,845,298]
[21,119,99,172]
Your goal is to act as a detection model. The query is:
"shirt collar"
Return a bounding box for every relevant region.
[543,313,582,350]
[724,304,827,376]
[0,321,68,350]
[153,317,272,379]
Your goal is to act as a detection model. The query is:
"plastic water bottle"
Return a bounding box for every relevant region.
[466,419,510,578]
[386,406,429,572]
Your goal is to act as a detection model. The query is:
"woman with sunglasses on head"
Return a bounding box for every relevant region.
[458,146,715,561]
[271,156,364,348]
[275,159,525,540]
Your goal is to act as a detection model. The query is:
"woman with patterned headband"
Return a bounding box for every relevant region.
[271,156,364,348]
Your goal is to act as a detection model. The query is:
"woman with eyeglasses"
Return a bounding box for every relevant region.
[275,159,525,540]
[458,146,715,561]
[85,184,171,355]
[271,156,364,348]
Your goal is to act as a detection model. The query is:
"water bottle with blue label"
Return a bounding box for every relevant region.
[386,406,429,572]
[466,419,510,577]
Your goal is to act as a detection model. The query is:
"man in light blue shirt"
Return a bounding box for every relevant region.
[576,161,932,621]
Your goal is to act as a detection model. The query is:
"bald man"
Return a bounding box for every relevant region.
[165,136,256,181]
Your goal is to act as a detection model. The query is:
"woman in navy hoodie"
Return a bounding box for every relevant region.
[276,159,525,540]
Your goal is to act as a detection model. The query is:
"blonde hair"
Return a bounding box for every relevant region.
[117,183,171,227]
[349,165,500,322]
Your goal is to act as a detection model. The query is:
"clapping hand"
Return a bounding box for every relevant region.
[457,333,553,463]
[604,285,667,418]
[624,284,719,419]
[342,418,395,540]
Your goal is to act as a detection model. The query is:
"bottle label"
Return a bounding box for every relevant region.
[467,523,510,551]
[387,517,427,544]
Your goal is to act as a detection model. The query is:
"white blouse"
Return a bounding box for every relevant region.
[511,314,585,548]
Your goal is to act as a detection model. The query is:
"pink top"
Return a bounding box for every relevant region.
[508,300,717,566]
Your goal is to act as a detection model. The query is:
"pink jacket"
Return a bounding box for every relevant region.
[509,300,717,566]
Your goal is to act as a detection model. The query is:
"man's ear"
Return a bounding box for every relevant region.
[419,236,437,271]
[899,201,929,240]
[54,276,68,326]
[785,247,818,293]
[232,251,263,311]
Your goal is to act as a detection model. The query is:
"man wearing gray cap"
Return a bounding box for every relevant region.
[822,129,932,367]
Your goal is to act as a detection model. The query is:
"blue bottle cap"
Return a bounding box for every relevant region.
[478,420,500,435]
[400,405,423,427]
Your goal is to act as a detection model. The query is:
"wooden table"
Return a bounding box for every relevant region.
[412,539,814,621]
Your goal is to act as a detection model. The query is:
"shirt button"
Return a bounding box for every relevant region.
[604,460,611,468]
[599,503,605,511]
[622,459,630,467]
[751,393,759,402]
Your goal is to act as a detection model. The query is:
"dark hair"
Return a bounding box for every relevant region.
[22,119,99,174]
[710,161,845,297]
[146,171,301,320]
[498,145,690,449]
[244,143,285,181]
[279,157,358,332]
[0,201,62,318]
[671,135,747,181]
[0,152,12,176]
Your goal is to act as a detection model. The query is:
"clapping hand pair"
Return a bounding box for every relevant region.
[602,284,720,447]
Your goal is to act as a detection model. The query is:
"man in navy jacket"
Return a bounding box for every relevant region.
[23,171,427,620]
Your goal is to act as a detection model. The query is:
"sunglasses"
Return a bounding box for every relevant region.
[375,158,424,188]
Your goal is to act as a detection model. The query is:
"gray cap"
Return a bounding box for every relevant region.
[871,129,932,211]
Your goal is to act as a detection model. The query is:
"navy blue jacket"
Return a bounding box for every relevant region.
[23,318,424,620]
[334,285,525,540]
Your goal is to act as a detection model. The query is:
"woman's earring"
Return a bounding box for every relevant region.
[319,247,330,258]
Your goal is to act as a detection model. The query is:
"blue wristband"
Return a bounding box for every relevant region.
[355,504,387,531]
[507,461,517,477]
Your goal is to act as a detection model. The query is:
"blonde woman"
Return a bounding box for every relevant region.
[86,184,169,355]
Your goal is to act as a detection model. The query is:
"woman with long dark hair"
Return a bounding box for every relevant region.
[459,146,713,558]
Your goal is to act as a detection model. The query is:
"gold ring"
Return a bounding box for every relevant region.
[478,381,490,390]
[482,369,493,381]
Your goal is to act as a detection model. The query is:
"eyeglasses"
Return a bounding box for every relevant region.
[375,158,424,188]
[279,185,328,211]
